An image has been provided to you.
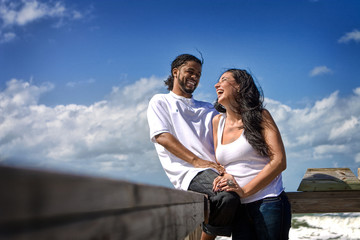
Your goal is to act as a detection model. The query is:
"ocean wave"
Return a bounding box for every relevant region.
[215,213,360,240]
[290,213,360,239]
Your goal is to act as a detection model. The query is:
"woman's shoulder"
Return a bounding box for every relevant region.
[212,113,222,125]
[212,113,226,128]
[261,109,278,130]
[261,109,274,121]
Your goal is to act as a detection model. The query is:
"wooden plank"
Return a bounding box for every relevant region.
[287,191,360,213]
[0,165,205,222]
[0,165,206,240]
[297,168,360,191]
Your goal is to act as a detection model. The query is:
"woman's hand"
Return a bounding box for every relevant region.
[213,173,245,197]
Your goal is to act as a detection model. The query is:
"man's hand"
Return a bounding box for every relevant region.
[192,159,225,175]
[155,132,225,174]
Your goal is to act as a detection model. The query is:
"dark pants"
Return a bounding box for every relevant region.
[188,169,240,237]
[232,191,292,240]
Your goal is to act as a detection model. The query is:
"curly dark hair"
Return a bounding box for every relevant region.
[215,69,270,157]
[164,54,203,91]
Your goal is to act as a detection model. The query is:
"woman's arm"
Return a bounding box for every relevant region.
[212,114,221,152]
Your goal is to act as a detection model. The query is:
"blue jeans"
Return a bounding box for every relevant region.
[232,191,292,240]
[188,169,240,237]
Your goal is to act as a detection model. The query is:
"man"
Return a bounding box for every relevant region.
[147,54,239,240]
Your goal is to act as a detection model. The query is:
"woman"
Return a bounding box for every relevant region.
[212,69,291,239]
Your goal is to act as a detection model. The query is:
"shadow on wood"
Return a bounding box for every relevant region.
[297,168,360,191]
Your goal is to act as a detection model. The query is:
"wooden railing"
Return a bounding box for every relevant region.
[288,168,360,213]
[0,165,206,240]
[1,165,360,240]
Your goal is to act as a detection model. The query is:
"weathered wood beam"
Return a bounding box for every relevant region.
[287,191,360,213]
[0,165,206,240]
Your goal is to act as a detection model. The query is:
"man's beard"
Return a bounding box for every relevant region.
[179,79,197,94]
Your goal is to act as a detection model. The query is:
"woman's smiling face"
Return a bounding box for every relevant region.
[215,72,239,106]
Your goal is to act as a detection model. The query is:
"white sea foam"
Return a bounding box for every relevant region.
[215,213,360,240]
[290,213,360,240]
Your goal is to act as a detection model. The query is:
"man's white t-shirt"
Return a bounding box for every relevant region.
[147,91,219,190]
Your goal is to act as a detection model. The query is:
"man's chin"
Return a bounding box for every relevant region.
[184,86,196,94]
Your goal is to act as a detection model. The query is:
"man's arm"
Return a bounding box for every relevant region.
[155,132,224,174]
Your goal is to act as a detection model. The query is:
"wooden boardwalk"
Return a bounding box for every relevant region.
[1,166,359,240]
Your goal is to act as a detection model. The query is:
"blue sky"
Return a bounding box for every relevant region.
[1,0,359,191]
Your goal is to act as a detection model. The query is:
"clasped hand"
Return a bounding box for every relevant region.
[212,173,245,197]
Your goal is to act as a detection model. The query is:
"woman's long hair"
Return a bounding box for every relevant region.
[215,69,270,157]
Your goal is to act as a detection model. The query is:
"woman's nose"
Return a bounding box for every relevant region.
[214,82,220,88]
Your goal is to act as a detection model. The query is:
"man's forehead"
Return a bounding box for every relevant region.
[181,61,202,70]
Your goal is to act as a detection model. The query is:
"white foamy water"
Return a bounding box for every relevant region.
[215,213,360,240]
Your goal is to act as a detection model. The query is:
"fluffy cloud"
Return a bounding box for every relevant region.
[66,78,95,88]
[0,0,65,27]
[265,89,360,189]
[0,76,165,182]
[1,77,359,190]
[338,29,360,44]
[266,90,360,158]
[309,66,332,77]
[0,30,14,42]
[356,153,360,163]
[0,0,84,43]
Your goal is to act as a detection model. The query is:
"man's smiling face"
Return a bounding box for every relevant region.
[172,60,202,98]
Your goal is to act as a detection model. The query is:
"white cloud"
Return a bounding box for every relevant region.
[72,10,82,20]
[338,29,360,44]
[265,88,360,162]
[313,144,349,157]
[0,77,359,190]
[0,0,65,27]
[329,116,359,140]
[0,30,15,42]
[265,89,360,190]
[354,87,360,96]
[0,76,165,180]
[309,65,332,77]
[355,153,360,163]
[0,0,85,43]
[66,78,95,88]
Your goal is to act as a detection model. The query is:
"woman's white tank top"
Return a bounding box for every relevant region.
[216,114,284,203]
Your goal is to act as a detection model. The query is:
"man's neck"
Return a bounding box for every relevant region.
[171,90,192,98]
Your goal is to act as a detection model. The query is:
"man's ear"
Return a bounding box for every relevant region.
[172,68,178,79]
